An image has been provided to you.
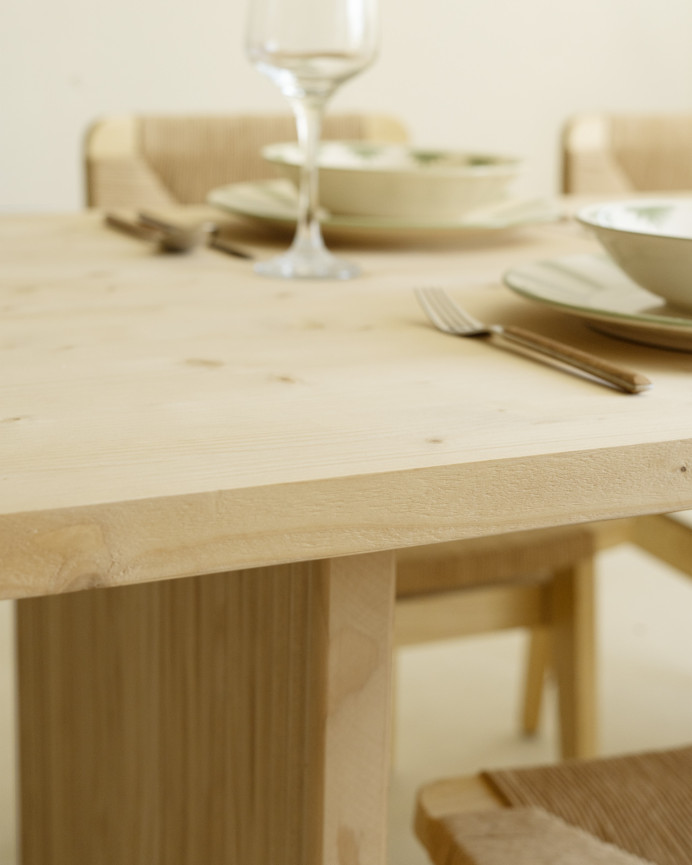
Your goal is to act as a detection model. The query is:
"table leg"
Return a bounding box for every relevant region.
[16,551,395,865]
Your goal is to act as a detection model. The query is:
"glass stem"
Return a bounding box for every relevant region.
[289,94,329,254]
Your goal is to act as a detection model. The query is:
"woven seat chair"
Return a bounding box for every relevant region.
[83,111,628,759]
[415,744,692,865]
[84,112,409,208]
[562,111,692,195]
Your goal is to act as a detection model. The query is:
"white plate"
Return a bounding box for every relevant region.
[207,179,560,241]
[503,253,692,351]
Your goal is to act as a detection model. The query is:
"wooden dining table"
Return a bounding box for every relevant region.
[3,205,692,865]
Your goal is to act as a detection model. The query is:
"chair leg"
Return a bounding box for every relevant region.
[390,655,400,763]
[521,627,551,736]
[550,557,598,759]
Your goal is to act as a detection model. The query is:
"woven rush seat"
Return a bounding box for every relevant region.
[415,744,692,865]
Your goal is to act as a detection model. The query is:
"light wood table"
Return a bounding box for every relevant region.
[3,210,692,865]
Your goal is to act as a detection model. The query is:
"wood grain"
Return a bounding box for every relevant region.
[17,550,395,865]
[415,773,505,857]
[3,439,692,600]
[2,213,692,598]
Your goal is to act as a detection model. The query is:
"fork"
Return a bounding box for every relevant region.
[415,287,651,394]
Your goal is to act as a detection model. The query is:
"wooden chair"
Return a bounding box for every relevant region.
[84,111,621,759]
[562,111,692,196]
[415,744,692,864]
[84,112,408,208]
[396,525,610,760]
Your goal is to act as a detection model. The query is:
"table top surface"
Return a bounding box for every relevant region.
[3,207,692,598]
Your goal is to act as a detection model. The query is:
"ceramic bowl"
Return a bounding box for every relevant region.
[262,140,521,220]
[577,199,692,312]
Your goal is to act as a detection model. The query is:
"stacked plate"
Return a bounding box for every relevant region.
[207,140,559,241]
[503,199,692,351]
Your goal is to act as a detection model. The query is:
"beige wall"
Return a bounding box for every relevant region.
[3,0,692,211]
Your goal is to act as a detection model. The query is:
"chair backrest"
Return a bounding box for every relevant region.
[562,112,692,194]
[84,113,408,208]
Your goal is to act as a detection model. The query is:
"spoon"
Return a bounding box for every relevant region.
[138,212,254,259]
[137,212,216,253]
[105,211,254,259]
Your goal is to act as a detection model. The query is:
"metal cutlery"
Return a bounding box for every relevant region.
[415,287,652,394]
[138,212,255,260]
[136,212,216,253]
[104,211,254,260]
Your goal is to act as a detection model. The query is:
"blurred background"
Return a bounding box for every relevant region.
[4,0,692,211]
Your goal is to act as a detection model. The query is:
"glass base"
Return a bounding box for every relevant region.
[253,248,360,280]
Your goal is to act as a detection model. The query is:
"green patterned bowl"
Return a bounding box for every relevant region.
[577,199,692,312]
[262,140,521,221]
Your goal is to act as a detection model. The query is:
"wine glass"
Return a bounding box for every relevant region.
[246,0,379,279]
